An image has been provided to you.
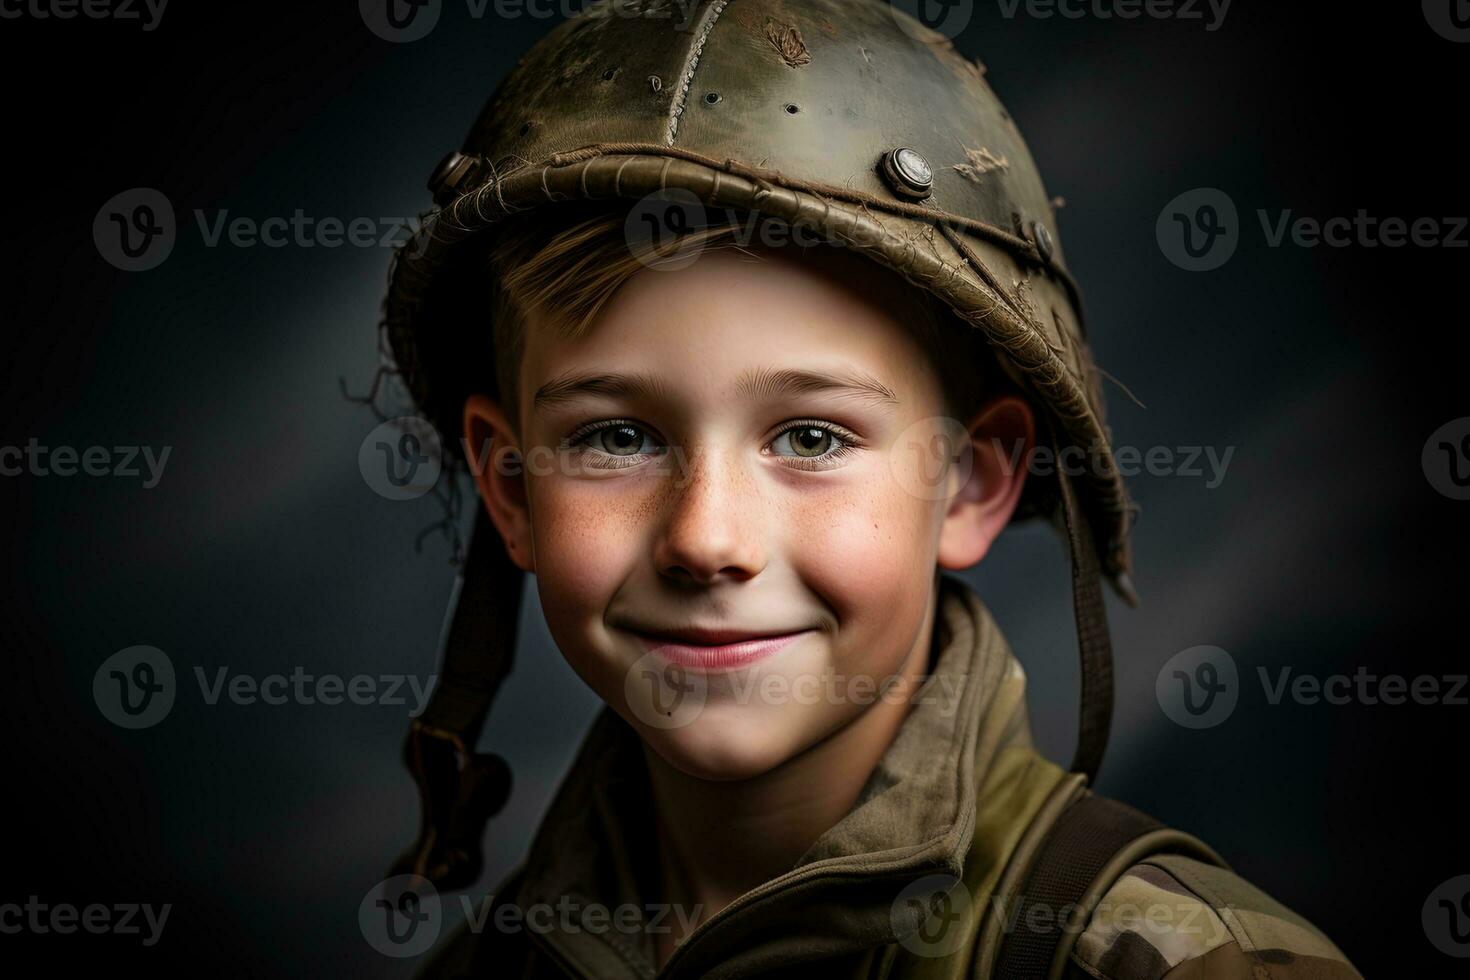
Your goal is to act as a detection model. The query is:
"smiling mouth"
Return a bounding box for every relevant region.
[627,627,814,670]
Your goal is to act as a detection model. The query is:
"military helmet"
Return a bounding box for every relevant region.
[380,0,1136,890]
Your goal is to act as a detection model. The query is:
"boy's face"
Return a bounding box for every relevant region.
[466,241,1032,781]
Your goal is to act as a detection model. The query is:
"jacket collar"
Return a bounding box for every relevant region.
[509,572,1041,979]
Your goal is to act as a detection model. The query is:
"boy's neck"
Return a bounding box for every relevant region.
[640,580,943,959]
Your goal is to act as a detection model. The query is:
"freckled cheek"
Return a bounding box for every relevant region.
[526,477,650,626]
[782,471,937,634]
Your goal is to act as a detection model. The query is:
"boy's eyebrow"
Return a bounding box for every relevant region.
[533,370,672,411]
[734,367,899,407]
[533,367,900,411]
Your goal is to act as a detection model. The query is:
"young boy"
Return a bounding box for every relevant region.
[374,2,1361,977]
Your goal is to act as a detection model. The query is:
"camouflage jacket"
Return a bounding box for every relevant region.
[416,575,1361,979]
[1062,853,1358,979]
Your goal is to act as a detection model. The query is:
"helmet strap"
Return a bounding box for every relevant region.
[1052,432,1115,785]
[390,509,520,890]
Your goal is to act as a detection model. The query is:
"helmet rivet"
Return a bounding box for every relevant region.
[881,147,933,200]
[428,150,482,207]
[1032,220,1055,263]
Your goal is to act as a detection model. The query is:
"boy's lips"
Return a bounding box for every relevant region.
[625,625,816,670]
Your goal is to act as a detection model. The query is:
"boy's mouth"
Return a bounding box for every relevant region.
[624,625,815,671]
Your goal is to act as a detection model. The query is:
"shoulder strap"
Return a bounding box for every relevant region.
[989,790,1229,980]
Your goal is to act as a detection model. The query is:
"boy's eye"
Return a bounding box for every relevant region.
[577,422,658,457]
[775,426,836,458]
[769,422,853,461]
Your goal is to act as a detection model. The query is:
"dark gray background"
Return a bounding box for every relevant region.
[2,1,1465,975]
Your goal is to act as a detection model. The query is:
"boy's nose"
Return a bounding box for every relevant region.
[652,448,766,587]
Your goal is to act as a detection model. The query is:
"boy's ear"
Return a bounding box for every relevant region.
[463,394,534,573]
[936,395,1035,571]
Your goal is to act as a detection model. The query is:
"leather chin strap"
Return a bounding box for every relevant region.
[389,510,520,891]
[391,447,1116,890]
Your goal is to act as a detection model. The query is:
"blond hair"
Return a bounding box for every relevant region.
[482,201,1005,433]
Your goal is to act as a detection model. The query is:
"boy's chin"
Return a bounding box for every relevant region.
[632,705,831,782]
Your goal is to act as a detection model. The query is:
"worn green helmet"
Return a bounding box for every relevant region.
[380,0,1135,890]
